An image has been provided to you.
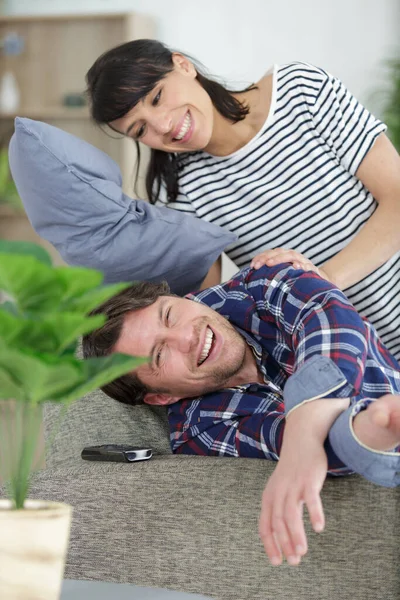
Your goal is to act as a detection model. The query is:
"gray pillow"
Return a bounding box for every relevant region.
[9,118,236,295]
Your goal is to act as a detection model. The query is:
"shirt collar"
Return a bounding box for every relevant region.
[230,324,281,393]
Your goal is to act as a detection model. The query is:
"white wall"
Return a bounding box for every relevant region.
[4,0,400,111]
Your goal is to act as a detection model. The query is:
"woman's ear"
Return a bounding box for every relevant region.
[144,392,181,406]
[171,53,196,77]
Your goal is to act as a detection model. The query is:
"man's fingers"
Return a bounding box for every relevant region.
[304,488,325,533]
[284,497,308,557]
[260,528,283,566]
[259,497,282,565]
[271,510,299,565]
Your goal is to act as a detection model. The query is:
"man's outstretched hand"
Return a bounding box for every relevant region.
[259,397,350,566]
[259,428,328,566]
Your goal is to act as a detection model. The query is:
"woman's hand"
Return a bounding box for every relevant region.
[250,248,330,281]
[259,431,328,566]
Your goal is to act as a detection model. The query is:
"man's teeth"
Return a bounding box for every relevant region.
[198,327,214,365]
[174,113,191,140]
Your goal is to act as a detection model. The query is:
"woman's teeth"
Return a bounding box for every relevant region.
[198,327,214,365]
[174,113,191,140]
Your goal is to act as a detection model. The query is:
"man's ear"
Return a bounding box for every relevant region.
[171,53,196,77]
[144,392,181,406]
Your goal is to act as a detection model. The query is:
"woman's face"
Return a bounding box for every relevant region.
[109,54,215,153]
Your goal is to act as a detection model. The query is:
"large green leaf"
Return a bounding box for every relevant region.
[0,367,26,400]
[0,346,144,404]
[54,267,104,303]
[0,240,52,266]
[0,349,84,403]
[0,254,62,313]
[0,310,59,353]
[0,301,18,316]
[48,354,147,404]
[46,313,106,353]
[0,309,25,344]
[0,310,105,355]
[63,282,133,314]
[32,360,85,403]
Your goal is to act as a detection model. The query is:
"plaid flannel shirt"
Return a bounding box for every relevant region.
[167,265,400,473]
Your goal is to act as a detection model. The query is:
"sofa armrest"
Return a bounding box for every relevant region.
[6,455,399,600]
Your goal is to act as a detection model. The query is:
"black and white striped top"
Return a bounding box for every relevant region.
[167,62,400,359]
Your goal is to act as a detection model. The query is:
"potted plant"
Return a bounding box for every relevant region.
[0,240,143,600]
[0,147,23,211]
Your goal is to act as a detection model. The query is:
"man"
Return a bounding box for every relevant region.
[82,262,400,568]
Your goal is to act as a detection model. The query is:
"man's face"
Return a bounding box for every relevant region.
[114,296,248,403]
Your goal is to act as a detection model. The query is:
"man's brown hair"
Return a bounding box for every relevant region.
[82,280,172,406]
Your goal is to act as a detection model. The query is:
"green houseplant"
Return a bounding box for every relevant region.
[0,148,23,211]
[0,239,143,600]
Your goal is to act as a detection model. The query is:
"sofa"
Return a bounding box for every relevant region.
[9,383,397,600]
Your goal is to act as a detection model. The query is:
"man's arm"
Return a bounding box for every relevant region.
[259,396,350,566]
[169,390,350,473]
[169,391,285,460]
[248,266,373,564]
[251,265,369,396]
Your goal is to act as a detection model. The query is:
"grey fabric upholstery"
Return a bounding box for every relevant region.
[43,392,171,470]
[3,387,399,600]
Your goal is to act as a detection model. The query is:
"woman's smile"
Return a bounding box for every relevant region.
[172,110,194,144]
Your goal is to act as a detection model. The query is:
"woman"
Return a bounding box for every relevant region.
[86,39,400,359]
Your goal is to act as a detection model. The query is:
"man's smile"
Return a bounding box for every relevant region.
[196,324,223,369]
[198,325,215,366]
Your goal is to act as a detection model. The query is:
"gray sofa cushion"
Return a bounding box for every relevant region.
[44,389,172,470]
[8,117,236,296]
[19,457,400,600]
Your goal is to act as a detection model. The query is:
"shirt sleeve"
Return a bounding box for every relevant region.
[311,68,387,175]
[251,266,369,399]
[168,389,350,473]
[168,390,285,460]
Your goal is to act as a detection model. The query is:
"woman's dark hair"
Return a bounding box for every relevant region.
[82,280,172,406]
[86,39,256,204]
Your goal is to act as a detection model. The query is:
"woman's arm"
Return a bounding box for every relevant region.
[203,131,400,293]
[322,133,400,289]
